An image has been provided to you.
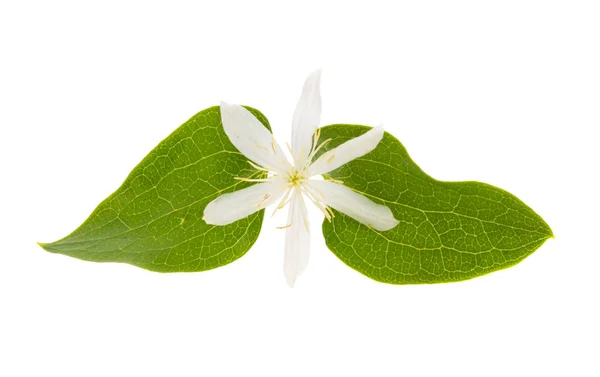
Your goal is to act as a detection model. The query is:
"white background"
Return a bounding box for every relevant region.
[1,1,599,376]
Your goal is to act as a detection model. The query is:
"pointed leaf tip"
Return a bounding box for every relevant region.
[318,124,553,285]
[40,106,273,272]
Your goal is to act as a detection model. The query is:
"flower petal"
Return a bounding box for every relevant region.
[308,126,384,176]
[307,180,399,231]
[292,70,322,166]
[220,102,291,173]
[283,189,310,287]
[203,178,287,226]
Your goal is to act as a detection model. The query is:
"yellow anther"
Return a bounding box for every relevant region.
[257,193,271,209]
[313,128,321,147]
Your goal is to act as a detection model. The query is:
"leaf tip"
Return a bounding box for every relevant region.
[37,241,56,252]
[542,220,554,240]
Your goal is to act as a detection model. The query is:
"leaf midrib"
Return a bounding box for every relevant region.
[53,167,262,246]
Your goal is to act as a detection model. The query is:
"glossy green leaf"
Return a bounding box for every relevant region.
[319,125,553,284]
[39,106,271,272]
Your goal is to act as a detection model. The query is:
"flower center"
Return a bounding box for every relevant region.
[287,169,306,187]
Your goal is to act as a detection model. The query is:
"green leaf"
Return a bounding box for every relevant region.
[39,106,271,272]
[319,125,553,284]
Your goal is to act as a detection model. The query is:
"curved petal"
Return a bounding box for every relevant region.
[203,178,287,226]
[308,126,384,176]
[292,70,322,166]
[220,102,291,173]
[307,180,399,231]
[283,189,310,287]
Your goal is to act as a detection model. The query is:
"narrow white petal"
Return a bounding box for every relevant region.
[307,180,399,231]
[308,126,384,176]
[292,70,322,166]
[283,189,310,287]
[203,178,287,225]
[220,102,291,173]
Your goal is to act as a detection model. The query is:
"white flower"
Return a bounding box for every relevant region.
[203,71,399,286]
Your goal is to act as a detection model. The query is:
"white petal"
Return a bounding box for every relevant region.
[220,102,291,173]
[307,180,399,231]
[203,178,287,226]
[292,70,322,166]
[283,189,310,287]
[308,126,384,176]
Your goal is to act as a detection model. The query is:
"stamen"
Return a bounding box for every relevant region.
[247,160,269,171]
[315,201,332,222]
[278,193,293,209]
[304,139,333,169]
[271,137,277,154]
[257,193,271,209]
[315,138,332,153]
[312,128,321,152]
[234,177,270,182]
[252,145,269,152]
[271,188,293,216]
[304,182,324,199]
[276,224,292,229]
[301,186,331,221]
[327,154,335,164]
[286,142,294,157]
[325,178,344,184]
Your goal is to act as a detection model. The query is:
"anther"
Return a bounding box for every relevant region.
[257,193,271,209]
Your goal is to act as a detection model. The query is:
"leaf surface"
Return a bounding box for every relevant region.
[40,106,270,272]
[319,125,553,284]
